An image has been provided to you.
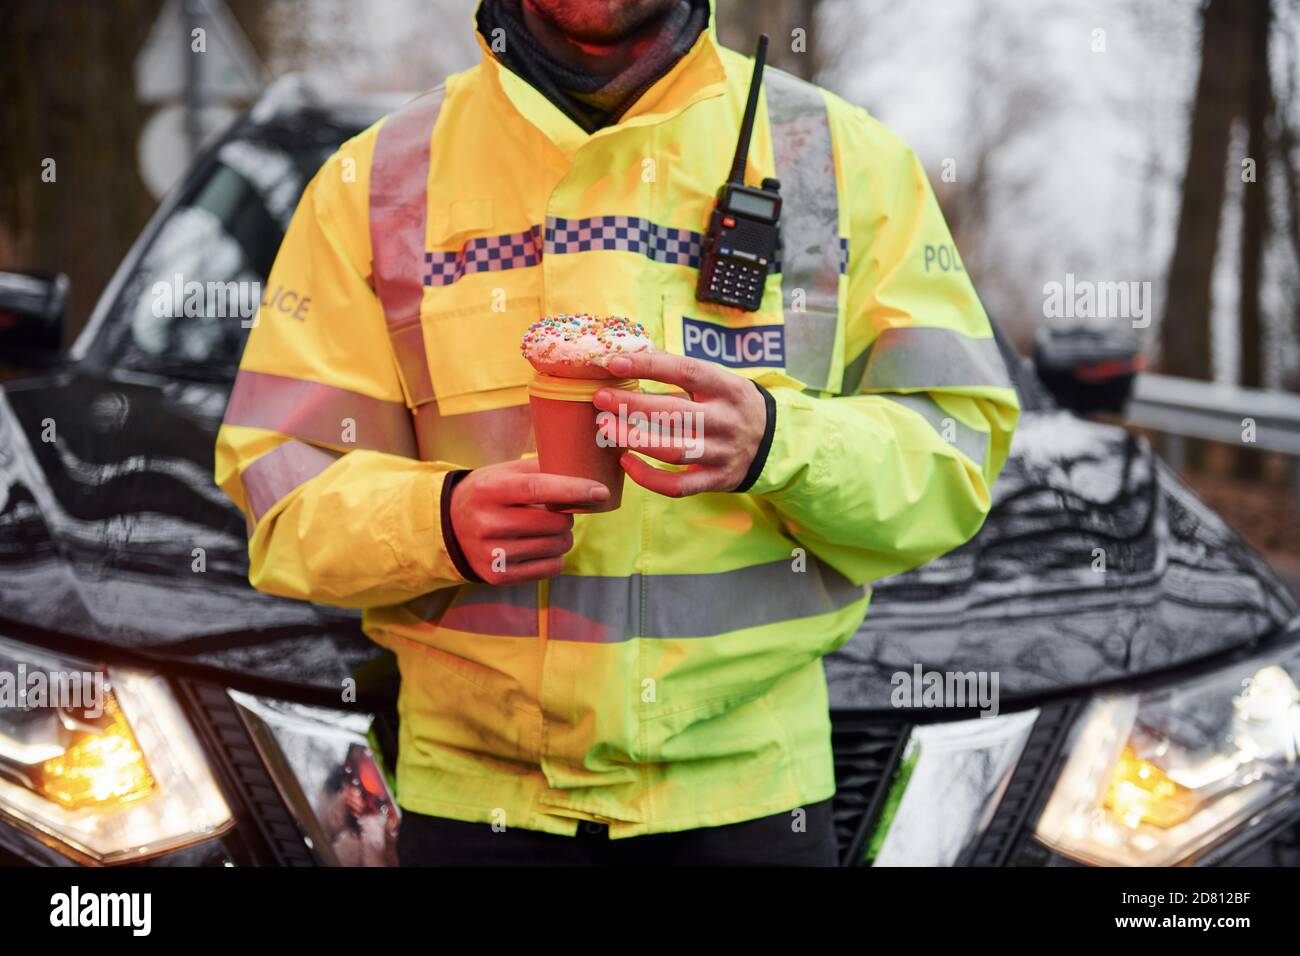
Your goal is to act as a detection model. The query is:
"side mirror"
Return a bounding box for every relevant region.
[1033,326,1144,415]
[0,271,68,368]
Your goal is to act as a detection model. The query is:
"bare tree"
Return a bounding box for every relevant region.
[1159,0,1251,467]
[0,1,162,341]
[716,0,820,80]
[1235,0,1273,478]
[1274,1,1300,393]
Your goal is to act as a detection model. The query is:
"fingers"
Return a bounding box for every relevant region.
[606,350,724,396]
[492,457,541,474]
[604,423,714,465]
[619,453,723,498]
[469,525,574,584]
[592,386,700,420]
[592,388,716,464]
[483,532,573,564]
[479,507,574,538]
[496,471,611,507]
[482,555,566,585]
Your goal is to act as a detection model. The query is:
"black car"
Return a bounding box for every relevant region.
[1,79,1297,868]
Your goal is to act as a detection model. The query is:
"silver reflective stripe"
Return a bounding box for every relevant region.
[223,369,418,457]
[370,87,447,408]
[242,440,342,523]
[841,346,869,395]
[406,559,867,641]
[413,400,534,468]
[404,583,538,637]
[879,393,989,467]
[767,68,841,392]
[861,327,1012,391]
[552,557,866,641]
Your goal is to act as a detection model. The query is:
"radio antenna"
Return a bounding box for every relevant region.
[727,34,769,186]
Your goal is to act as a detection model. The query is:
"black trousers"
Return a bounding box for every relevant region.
[396,799,839,866]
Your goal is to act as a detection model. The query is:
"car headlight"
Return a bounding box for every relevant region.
[0,636,232,864]
[1035,641,1300,866]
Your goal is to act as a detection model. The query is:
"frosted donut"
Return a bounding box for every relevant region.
[520,313,653,378]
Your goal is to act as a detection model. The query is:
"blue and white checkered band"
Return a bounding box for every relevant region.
[422,217,847,287]
[423,226,544,287]
[543,216,703,268]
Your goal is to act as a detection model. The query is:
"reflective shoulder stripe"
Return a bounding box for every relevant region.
[878,393,989,467]
[369,86,447,408]
[223,369,418,457]
[861,327,1013,391]
[412,398,534,468]
[241,440,342,524]
[766,68,842,393]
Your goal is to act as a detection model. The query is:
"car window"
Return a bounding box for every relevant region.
[95,122,351,380]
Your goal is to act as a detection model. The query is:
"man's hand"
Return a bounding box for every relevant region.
[449,458,607,584]
[593,351,767,498]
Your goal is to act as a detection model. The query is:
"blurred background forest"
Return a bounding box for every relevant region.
[2,0,1300,567]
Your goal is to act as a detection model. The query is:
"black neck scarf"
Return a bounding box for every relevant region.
[477,0,710,133]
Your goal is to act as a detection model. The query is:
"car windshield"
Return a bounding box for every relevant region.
[93,115,355,380]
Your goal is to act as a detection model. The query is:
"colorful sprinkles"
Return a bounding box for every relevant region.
[520,313,650,364]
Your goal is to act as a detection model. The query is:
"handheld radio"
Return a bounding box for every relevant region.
[695,34,781,313]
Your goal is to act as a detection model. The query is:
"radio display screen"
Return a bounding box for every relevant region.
[727,189,777,220]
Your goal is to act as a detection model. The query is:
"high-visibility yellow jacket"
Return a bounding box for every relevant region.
[215,7,1019,838]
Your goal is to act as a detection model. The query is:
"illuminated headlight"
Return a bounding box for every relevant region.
[0,637,232,863]
[1036,641,1300,866]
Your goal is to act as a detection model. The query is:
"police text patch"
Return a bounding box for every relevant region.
[682,316,785,368]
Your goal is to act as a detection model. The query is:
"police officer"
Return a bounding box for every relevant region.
[216,0,1020,865]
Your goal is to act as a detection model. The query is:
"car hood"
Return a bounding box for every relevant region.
[1,369,1295,702]
[826,410,1299,708]
[0,368,374,692]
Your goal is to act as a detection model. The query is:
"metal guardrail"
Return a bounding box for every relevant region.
[1126,373,1300,456]
[1124,373,1300,503]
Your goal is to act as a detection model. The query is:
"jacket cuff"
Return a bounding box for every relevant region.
[440,469,483,583]
[743,386,824,498]
[734,380,777,493]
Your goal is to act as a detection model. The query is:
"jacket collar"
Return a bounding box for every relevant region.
[472,0,728,156]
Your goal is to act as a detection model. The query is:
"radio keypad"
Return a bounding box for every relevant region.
[706,253,768,309]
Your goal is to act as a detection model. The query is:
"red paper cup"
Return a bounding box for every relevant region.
[527,373,639,513]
